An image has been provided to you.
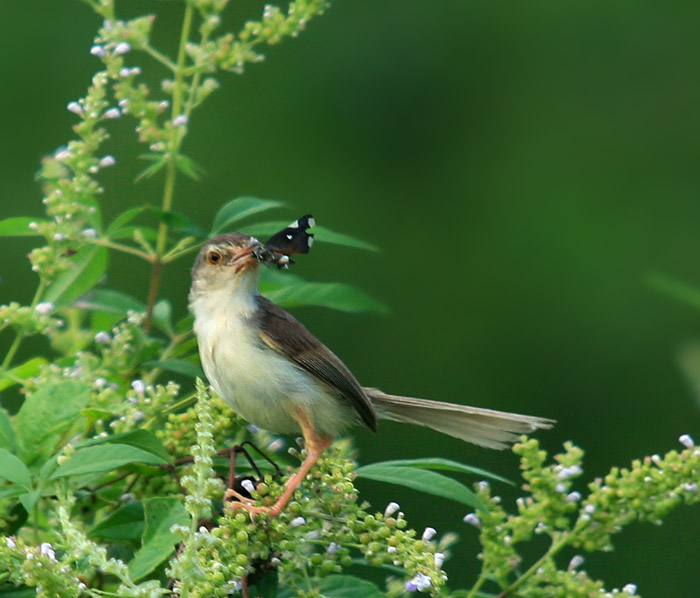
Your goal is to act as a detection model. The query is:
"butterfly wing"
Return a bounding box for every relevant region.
[264,214,315,255]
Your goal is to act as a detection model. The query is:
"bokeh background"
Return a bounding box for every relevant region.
[3,0,700,594]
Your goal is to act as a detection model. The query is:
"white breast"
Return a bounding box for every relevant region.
[190,281,352,437]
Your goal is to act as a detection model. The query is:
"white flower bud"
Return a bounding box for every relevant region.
[67,101,83,115]
[113,42,131,55]
[568,554,584,570]
[557,465,582,481]
[679,434,695,449]
[5,537,16,549]
[34,302,54,315]
[90,45,105,57]
[622,583,637,595]
[327,542,340,554]
[104,108,121,119]
[172,114,188,127]
[421,526,437,541]
[290,516,306,527]
[99,155,116,168]
[384,502,400,518]
[94,331,112,344]
[81,228,98,238]
[131,379,146,395]
[463,513,481,527]
[434,552,445,568]
[566,491,582,503]
[40,543,56,561]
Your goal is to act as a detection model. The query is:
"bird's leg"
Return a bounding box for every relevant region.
[230,411,332,518]
[224,446,256,505]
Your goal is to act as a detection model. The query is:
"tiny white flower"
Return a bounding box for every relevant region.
[566,491,582,503]
[67,101,83,115]
[555,483,566,493]
[327,542,340,554]
[434,552,445,568]
[622,583,637,595]
[5,537,16,549]
[268,438,284,452]
[56,149,72,161]
[568,554,585,570]
[679,434,695,449]
[131,379,146,395]
[94,331,112,344]
[118,98,129,109]
[421,526,437,541]
[26,552,33,560]
[290,516,305,527]
[198,526,210,534]
[133,411,144,422]
[384,502,400,518]
[387,546,397,553]
[53,232,67,241]
[34,302,54,315]
[99,155,116,168]
[651,454,662,466]
[477,480,490,492]
[90,45,105,57]
[81,228,98,238]
[463,513,481,527]
[557,465,582,481]
[158,100,170,110]
[172,114,188,127]
[104,107,121,119]
[40,542,56,561]
[28,221,40,231]
[78,582,87,592]
[113,42,131,55]
[583,504,596,514]
[683,482,698,493]
[241,479,255,494]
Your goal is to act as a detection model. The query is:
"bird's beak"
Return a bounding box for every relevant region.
[230,240,263,274]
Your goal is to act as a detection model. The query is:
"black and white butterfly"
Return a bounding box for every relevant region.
[254,214,315,268]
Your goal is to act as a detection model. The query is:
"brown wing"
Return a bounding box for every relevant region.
[254,295,378,432]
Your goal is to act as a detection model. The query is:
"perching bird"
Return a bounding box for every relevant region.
[189,218,553,517]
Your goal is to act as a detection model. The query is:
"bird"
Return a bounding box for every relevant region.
[189,218,553,517]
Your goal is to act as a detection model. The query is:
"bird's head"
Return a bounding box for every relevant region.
[190,233,263,297]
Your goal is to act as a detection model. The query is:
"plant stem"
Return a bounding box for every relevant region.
[0,281,45,373]
[496,533,569,598]
[144,0,195,332]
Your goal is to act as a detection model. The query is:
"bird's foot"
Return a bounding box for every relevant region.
[224,488,257,505]
[226,499,282,519]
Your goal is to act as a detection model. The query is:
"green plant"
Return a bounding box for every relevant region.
[0,2,699,597]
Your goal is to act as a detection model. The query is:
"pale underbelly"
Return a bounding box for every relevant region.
[202,338,355,437]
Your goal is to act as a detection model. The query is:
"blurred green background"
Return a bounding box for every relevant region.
[3,0,700,594]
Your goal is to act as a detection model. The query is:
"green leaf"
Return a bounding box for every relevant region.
[106,207,145,236]
[262,280,388,314]
[370,457,512,485]
[355,464,485,510]
[211,197,284,234]
[89,502,145,541]
[240,221,378,252]
[129,497,189,580]
[142,359,204,379]
[79,430,172,464]
[43,246,108,307]
[0,217,46,237]
[647,272,700,311]
[0,408,15,452]
[14,381,92,465]
[136,153,168,181]
[317,575,387,598]
[50,444,167,479]
[75,289,146,315]
[146,207,207,238]
[152,299,175,336]
[0,357,48,393]
[0,449,32,490]
[174,153,205,181]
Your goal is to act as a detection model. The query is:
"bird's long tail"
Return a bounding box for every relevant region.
[363,388,554,450]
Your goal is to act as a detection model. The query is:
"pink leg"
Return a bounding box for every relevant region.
[231,411,332,519]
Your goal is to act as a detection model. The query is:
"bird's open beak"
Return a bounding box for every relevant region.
[230,240,263,274]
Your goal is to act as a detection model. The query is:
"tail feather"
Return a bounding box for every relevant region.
[364,388,554,450]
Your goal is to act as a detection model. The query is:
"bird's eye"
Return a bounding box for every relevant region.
[207,250,222,265]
